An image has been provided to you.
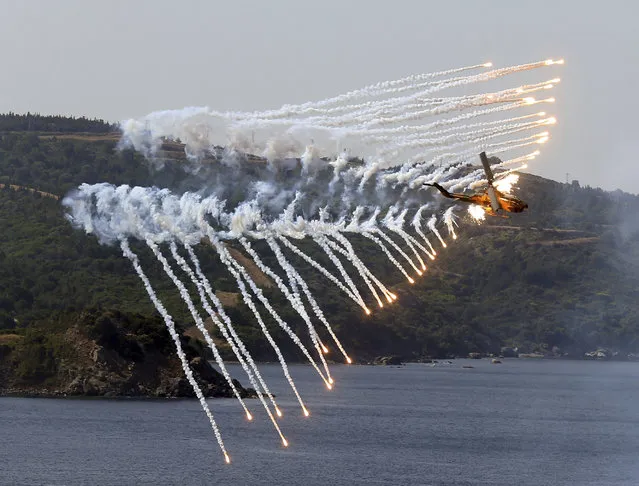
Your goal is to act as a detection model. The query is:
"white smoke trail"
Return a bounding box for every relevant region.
[369,112,547,153]
[120,239,231,464]
[232,63,493,122]
[443,207,459,240]
[238,237,333,382]
[370,228,422,276]
[184,244,283,417]
[118,57,562,184]
[278,236,367,311]
[148,240,252,419]
[376,117,554,161]
[205,234,310,418]
[382,208,428,270]
[313,235,368,312]
[221,246,332,390]
[265,237,352,363]
[330,230,391,296]
[169,242,282,426]
[412,207,437,256]
[322,235,385,309]
[361,231,415,284]
[389,220,435,263]
[330,232,396,303]
[427,215,447,248]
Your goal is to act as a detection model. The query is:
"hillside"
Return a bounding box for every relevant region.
[0,309,253,398]
[2,114,639,374]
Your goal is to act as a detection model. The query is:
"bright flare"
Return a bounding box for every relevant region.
[494,174,520,193]
[468,204,486,222]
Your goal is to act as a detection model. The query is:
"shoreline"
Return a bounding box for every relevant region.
[3,357,637,399]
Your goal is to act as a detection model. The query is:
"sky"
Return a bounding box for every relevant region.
[1,0,637,193]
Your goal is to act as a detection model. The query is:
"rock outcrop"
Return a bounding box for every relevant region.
[372,355,403,366]
[0,310,253,398]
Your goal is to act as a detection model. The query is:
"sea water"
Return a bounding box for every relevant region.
[1,359,638,485]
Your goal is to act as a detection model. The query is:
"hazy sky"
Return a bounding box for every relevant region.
[1,0,637,193]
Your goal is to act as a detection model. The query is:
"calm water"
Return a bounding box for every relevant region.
[1,359,638,485]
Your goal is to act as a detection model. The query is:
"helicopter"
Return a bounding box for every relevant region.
[424,152,528,216]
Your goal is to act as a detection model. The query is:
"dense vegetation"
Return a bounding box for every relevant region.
[1,114,639,373]
[0,112,116,134]
[0,308,243,398]
[0,310,172,385]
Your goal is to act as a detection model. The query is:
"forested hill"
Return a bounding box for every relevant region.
[1,114,639,369]
[0,112,116,134]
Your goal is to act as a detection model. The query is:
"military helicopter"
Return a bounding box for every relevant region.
[424,152,528,216]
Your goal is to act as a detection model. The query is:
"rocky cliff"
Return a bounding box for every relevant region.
[0,310,253,398]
